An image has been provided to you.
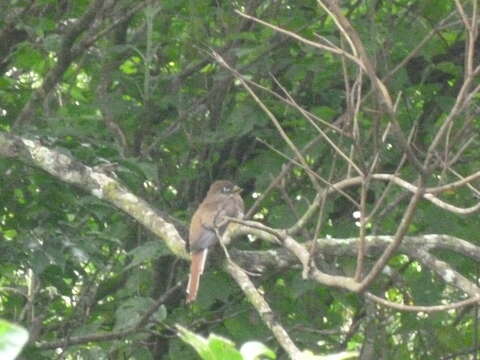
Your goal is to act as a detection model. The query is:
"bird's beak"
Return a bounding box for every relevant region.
[233,185,242,193]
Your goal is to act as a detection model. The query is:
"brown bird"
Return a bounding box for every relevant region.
[186,180,244,304]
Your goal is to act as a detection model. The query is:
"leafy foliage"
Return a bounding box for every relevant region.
[0,319,29,360]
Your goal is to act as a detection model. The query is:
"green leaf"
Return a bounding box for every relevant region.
[13,44,44,70]
[125,241,169,270]
[30,250,50,274]
[120,56,141,74]
[177,325,243,360]
[114,297,157,330]
[240,341,276,360]
[0,319,29,360]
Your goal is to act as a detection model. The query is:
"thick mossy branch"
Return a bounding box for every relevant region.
[0,132,188,259]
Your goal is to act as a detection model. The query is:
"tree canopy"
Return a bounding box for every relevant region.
[0,0,479,359]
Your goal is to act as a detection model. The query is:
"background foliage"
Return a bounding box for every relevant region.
[0,0,479,359]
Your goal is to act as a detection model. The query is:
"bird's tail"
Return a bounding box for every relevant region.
[186,248,208,303]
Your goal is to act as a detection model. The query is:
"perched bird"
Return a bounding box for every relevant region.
[186,180,244,303]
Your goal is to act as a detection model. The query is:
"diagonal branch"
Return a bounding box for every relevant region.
[0,132,187,258]
[226,261,302,359]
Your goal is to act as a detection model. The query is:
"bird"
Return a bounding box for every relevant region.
[186,180,244,304]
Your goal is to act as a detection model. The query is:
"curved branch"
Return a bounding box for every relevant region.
[230,226,480,297]
[232,234,480,274]
[330,174,480,215]
[371,174,480,214]
[365,292,480,313]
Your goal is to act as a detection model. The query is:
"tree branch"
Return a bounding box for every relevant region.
[226,261,303,359]
[0,132,188,258]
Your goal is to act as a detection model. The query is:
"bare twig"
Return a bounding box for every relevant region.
[270,74,364,176]
[354,178,368,281]
[212,51,323,194]
[245,136,323,219]
[317,0,394,112]
[234,10,363,70]
[358,181,424,291]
